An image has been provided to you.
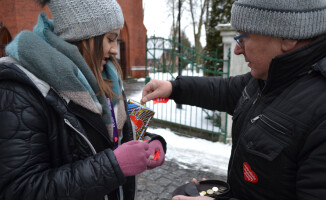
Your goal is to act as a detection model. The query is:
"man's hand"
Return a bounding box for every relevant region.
[172,195,214,200]
[142,79,172,103]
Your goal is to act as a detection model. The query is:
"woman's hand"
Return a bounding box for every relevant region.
[113,140,150,176]
[147,140,165,169]
[142,79,172,103]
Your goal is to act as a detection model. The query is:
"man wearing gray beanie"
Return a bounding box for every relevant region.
[142,0,326,199]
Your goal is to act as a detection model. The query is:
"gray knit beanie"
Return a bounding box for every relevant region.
[48,0,124,42]
[231,0,326,39]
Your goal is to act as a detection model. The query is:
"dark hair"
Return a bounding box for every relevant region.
[71,34,122,99]
[34,0,50,7]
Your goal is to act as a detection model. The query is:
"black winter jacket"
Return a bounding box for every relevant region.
[170,36,326,199]
[0,60,166,200]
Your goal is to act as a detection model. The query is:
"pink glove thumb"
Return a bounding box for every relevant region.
[114,140,150,176]
[147,140,165,169]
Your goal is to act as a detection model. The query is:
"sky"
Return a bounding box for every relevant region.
[142,0,207,47]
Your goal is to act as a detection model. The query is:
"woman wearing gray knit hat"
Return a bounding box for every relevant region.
[142,0,326,200]
[0,0,166,199]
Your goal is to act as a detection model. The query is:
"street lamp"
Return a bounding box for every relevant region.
[177,0,182,109]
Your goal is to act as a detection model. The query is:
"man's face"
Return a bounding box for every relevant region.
[234,33,284,80]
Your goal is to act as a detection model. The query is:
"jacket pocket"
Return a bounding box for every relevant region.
[243,112,294,161]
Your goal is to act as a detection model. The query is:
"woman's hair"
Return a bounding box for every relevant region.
[34,0,51,7]
[71,34,122,99]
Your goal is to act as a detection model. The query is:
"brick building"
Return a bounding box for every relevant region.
[0,0,147,78]
[0,23,12,57]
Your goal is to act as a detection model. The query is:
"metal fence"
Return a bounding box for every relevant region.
[145,36,230,143]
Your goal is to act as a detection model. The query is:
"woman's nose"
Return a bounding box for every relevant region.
[110,42,118,55]
[110,47,118,55]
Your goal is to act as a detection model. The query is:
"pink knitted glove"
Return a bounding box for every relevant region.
[147,140,165,169]
[114,140,150,176]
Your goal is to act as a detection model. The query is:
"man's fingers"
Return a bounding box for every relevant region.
[142,90,160,102]
[142,81,158,102]
[172,195,214,200]
[192,178,199,185]
[172,195,194,200]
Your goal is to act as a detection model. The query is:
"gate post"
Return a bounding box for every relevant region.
[218,24,249,140]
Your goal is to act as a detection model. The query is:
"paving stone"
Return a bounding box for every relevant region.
[136,160,227,200]
[157,177,171,187]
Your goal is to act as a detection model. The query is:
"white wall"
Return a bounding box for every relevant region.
[219,24,250,140]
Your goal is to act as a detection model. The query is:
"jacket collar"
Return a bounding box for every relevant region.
[263,35,326,94]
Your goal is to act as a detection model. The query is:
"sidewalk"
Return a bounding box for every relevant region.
[123,78,227,200]
[136,160,227,200]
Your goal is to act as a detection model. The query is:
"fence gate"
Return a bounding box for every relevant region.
[145,36,230,143]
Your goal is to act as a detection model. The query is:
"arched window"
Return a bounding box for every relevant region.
[0,22,12,57]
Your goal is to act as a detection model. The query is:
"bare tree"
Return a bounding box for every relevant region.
[166,0,210,65]
[188,0,210,57]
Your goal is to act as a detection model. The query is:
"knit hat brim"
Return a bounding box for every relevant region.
[231,2,326,39]
[56,16,124,42]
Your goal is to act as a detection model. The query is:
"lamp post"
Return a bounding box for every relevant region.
[178,0,181,77]
[177,0,182,109]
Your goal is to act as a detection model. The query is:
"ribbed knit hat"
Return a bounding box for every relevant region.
[231,0,326,39]
[48,0,124,42]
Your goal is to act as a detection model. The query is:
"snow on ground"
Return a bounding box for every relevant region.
[147,127,231,176]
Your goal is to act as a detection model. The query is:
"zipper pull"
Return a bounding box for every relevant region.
[253,92,261,105]
[251,115,261,123]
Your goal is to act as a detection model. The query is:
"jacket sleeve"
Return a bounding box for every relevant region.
[296,119,326,199]
[169,73,252,114]
[0,83,126,200]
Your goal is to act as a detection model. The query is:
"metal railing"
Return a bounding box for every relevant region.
[145,36,230,143]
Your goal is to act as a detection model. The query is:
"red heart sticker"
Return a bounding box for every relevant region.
[114,137,118,142]
[153,149,160,161]
[243,162,258,183]
[129,115,144,131]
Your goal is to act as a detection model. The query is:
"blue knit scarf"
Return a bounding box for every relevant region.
[5,12,123,138]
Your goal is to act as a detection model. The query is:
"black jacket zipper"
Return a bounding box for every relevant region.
[228,89,261,178]
[251,114,288,135]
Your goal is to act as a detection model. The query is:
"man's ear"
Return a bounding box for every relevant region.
[281,39,298,52]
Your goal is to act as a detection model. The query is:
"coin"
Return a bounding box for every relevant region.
[207,189,214,195]
[199,191,206,196]
[219,186,227,192]
[212,186,219,192]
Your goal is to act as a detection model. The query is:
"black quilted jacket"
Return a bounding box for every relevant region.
[0,60,166,200]
[170,36,326,199]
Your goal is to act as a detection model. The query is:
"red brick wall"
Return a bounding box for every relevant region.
[0,0,17,36]
[0,0,146,78]
[118,0,147,78]
[0,0,51,38]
